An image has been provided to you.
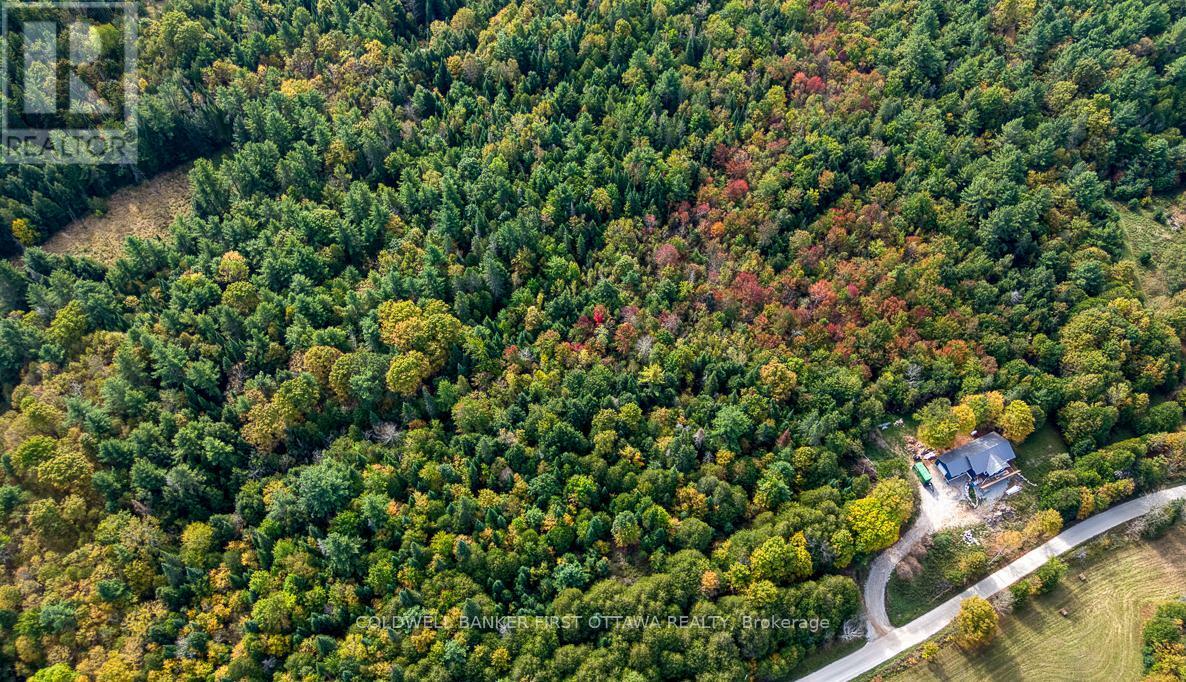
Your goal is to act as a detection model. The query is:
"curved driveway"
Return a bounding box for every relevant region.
[865,477,980,637]
[863,512,932,637]
[797,484,1186,682]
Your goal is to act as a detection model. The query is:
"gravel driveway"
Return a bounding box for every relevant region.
[864,469,984,636]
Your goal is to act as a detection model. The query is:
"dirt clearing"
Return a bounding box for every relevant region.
[40,162,193,264]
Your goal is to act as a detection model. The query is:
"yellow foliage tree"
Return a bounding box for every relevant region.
[1023,508,1064,543]
[759,359,798,402]
[11,218,37,246]
[749,532,813,584]
[845,478,915,553]
[1001,400,1036,443]
[955,596,999,649]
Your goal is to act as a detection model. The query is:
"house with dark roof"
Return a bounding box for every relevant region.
[935,432,1019,491]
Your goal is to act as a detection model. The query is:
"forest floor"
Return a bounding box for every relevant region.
[872,520,1186,682]
[39,162,193,264]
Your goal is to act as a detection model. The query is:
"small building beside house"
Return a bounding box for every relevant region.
[934,432,1020,492]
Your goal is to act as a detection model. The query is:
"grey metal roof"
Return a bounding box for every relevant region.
[935,432,1016,479]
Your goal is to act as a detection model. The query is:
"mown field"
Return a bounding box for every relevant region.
[879,523,1186,681]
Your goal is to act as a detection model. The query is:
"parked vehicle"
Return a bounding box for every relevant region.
[913,461,934,489]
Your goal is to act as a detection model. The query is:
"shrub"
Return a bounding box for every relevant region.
[1140,499,1185,540]
[1008,578,1036,607]
[1035,557,1068,593]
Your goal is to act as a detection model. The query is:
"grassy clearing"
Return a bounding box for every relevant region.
[1115,193,1186,302]
[867,417,916,479]
[878,521,1186,681]
[38,163,192,264]
[1007,423,1071,514]
[1014,423,1069,481]
[886,563,950,627]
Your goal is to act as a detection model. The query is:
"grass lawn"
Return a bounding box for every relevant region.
[867,417,916,479]
[1008,423,1071,514]
[878,522,1186,681]
[886,566,954,628]
[885,526,990,627]
[1014,423,1069,481]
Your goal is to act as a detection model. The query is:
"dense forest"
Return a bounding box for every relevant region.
[1,0,1186,679]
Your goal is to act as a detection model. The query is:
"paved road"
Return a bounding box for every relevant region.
[797,484,1186,682]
